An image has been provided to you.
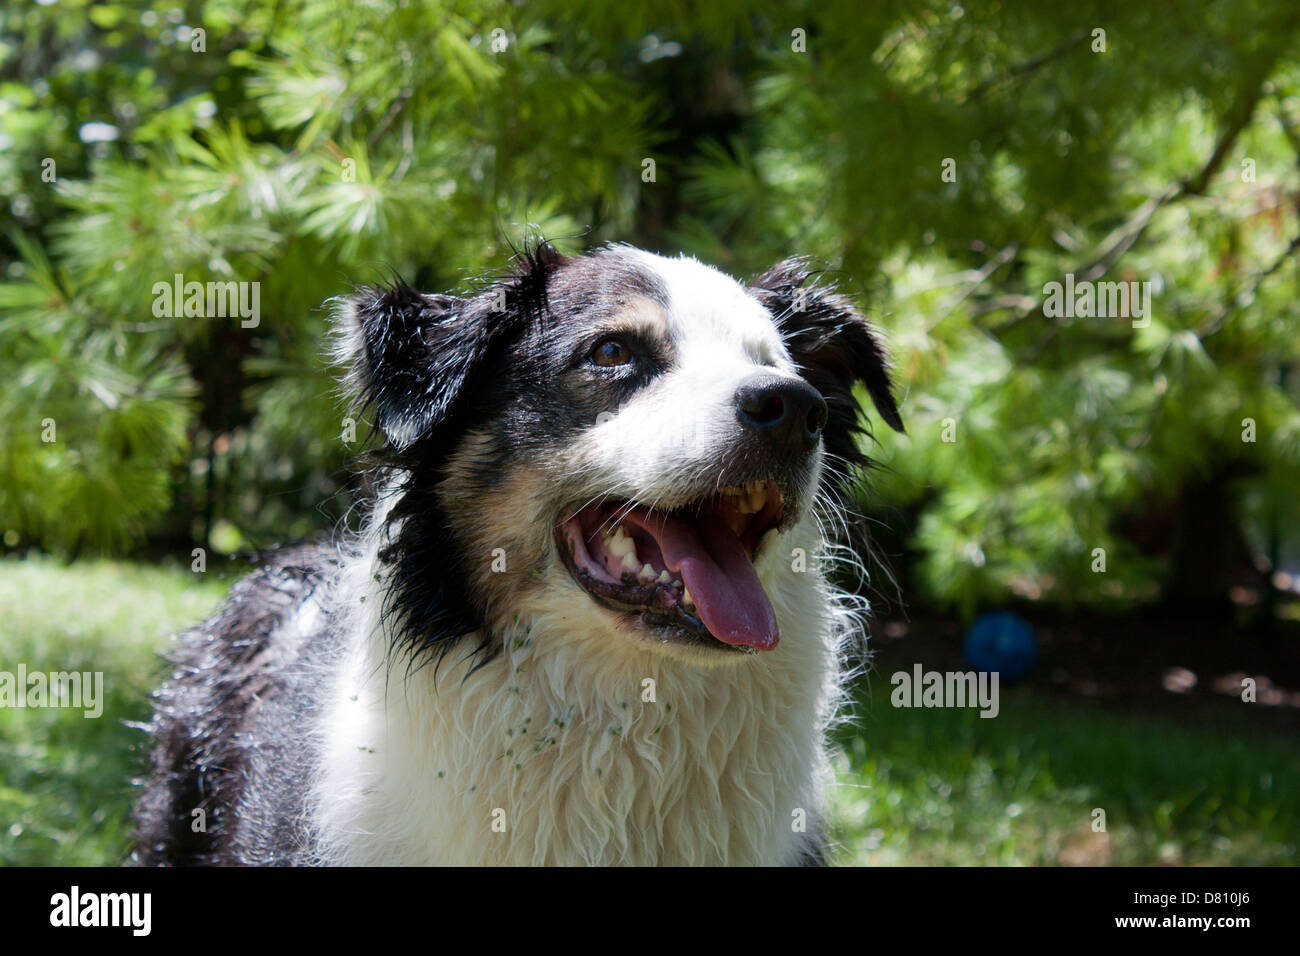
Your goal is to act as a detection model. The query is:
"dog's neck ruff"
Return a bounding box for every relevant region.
[307,496,846,866]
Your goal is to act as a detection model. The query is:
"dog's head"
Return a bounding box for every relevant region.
[334,244,903,665]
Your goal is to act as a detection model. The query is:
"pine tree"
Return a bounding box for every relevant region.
[2,0,1298,616]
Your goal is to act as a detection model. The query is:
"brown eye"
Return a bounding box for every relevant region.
[591,337,632,367]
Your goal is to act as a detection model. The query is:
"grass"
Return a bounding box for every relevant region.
[0,557,235,865]
[0,557,1295,866]
[829,683,1299,865]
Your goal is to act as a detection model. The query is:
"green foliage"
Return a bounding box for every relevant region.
[2,0,1299,611]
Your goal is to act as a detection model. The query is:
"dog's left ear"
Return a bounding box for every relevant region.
[750,259,904,465]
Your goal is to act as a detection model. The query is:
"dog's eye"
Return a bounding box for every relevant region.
[591,337,633,367]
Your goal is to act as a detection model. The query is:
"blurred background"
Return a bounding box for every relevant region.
[1,0,1297,865]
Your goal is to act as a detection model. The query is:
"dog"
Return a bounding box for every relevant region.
[133,243,903,866]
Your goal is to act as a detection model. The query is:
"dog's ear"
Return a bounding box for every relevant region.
[332,280,484,450]
[332,245,567,451]
[750,259,904,468]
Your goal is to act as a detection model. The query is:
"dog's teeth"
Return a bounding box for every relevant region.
[682,587,694,607]
[607,526,633,557]
[606,525,641,572]
[657,569,671,584]
[639,563,656,583]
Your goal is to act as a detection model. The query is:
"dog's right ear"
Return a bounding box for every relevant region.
[332,280,487,451]
[333,245,569,450]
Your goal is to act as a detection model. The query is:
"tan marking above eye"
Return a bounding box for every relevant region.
[608,297,672,344]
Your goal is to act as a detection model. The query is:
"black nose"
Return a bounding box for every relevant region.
[735,376,828,455]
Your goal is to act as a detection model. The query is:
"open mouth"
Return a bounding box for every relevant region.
[557,482,786,652]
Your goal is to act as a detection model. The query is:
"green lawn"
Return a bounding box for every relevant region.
[830,684,1298,865]
[0,557,235,866]
[0,558,1295,866]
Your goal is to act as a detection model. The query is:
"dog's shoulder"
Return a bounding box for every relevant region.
[133,542,339,865]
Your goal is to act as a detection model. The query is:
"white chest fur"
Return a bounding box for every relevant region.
[308,520,846,866]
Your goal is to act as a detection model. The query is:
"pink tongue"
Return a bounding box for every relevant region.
[627,511,779,651]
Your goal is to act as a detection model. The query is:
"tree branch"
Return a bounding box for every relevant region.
[964,30,1088,103]
[1198,229,1300,338]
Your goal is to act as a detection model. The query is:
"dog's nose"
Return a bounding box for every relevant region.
[735,376,828,454]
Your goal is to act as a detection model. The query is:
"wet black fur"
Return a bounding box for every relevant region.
[353,245,573,673]
[361,246,680,672]
[133,544,337,865]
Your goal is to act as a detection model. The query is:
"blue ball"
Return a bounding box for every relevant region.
[962,612,1038,682]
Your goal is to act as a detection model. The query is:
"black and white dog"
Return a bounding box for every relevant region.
[134,243,903,866]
